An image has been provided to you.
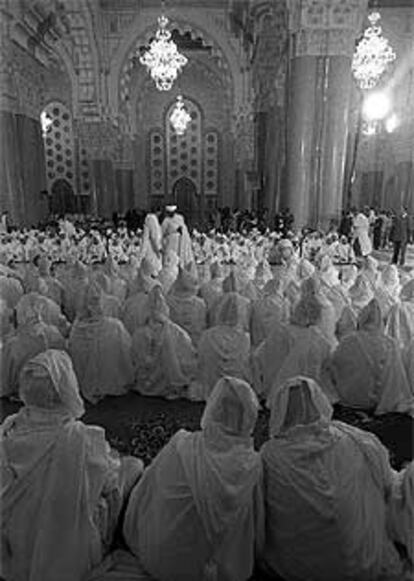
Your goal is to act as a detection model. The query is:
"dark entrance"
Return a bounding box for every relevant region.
[51,179,76,215]
[172,176,199,226]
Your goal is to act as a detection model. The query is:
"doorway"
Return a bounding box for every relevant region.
[172,176,199,226]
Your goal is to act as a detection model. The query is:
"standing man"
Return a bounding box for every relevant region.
[353,206,372,257]
[390,206,411,266]
[161,205,194,269]
[140,206,163,275]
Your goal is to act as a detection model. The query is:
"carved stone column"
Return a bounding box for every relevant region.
[285,0,368,229]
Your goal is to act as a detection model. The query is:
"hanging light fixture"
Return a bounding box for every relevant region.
[139,14,188,91]
[169,95,191,136]
[352,10,396,90]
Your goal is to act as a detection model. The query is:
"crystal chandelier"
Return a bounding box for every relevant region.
[139,15,188,91]
[170,95,191,135]
[352,11,396,90]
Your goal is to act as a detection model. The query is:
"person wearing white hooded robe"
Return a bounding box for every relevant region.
[140,210,163,276]
[250,278,289,347]
[131,286,196,400]
[260,375,404,581]
[167,267,206,347]
[195,293,252,401]
[253,283,336,404]
[386,278,414,349]
[0,349,143,581]
[329,298,414,416]
[122,376,264,581]
[1,300,66,398]
[68,283,134,403]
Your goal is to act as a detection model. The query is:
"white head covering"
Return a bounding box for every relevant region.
[270,376,332,437]
[19,349,84,418]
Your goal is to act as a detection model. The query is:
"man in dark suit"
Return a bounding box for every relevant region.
[390,206,411,266]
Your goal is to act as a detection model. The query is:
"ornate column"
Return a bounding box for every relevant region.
[286,0,368,229]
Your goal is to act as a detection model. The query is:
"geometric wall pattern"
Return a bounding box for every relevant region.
[166,97,202,196]
[41,101,75,195]
[204,130,219,196]
[149,130,165,198]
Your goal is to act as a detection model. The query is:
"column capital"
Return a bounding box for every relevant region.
[287,0,369,58]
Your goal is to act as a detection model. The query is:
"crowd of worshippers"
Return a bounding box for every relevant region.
[1,211,414,581]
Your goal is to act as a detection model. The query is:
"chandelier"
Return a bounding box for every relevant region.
[169,95,191,136]
[139,15,188,91]
[352,11,396,90]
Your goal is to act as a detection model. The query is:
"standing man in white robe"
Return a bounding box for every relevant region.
[162,205,195,269]
[140,207,163,276]
[353,206,372,257]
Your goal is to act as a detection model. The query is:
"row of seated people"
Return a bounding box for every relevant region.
[1,253,414,416]
[1,349,413,581]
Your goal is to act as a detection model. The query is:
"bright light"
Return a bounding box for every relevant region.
[40,111,53,137]
[385,113,399,133]
[169,95,191,136]
[362,92,391,121]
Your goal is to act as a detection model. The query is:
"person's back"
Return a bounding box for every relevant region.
[261,376,403,581]
[122,291,150,335]
[197,293,251,400]
[1,349,144,581]
[0,274,24,309]
[167,268,206,347]
[124,377,263,581]
[68,285,133,403]
[330,299,413,415]
[2,302,65,398]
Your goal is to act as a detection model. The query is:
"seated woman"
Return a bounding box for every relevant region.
[17,292,70,338]
[122,260,161,336]
[123,376,264,581]
[253,283,335,404]
[375,264,401,321]
[348,273,375,316]
[260,376,404,581]
[195,293,252,401]
[1,301,65,398]
[62,259,90,322]
[211,270,252,332]
[90,271,123,319]
[0,272,24,309]
[101,255,127,303]
[68,283,134,404]
[1,349,143,581]
[386,278,414,349]
[318,256,348,320]
[167,267,206,347]
[250,278,289,347]
[198,260,224,324]
[388,461,414,570]
[252,260,273,295]
[329,299,414,416]
[131,286,196,400]
[36,256,64,306]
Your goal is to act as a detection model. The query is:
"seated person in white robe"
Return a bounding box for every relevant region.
[123,376,264,581]
[386,278,414,349]
[17,292,70,338]
[167,267,206,347]
[335,305,357,342]
[260,376,404,581]
[62,259,90,322]
[252,260,273,296]
[102,255,127,303]
[211,270,252,332]
[199,260,224,324]
[253,286,335,404]
[0,273,24,309]
[36,256,64,306]
[131,286,196,400]
[90,271,123,320]
[329,299,414,416]
[318,256,348,320]
[250,278,289,347]
[375,264,401,321]
[1,301,65,398]
[348,273,375,316]
[388,461,414,569]
[0,349,143,581]
[196,293,252,401]
[68,283,134,404]
[122,260,161,336]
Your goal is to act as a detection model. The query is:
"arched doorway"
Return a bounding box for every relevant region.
[173,177,198,226]
[51,179,76,215]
